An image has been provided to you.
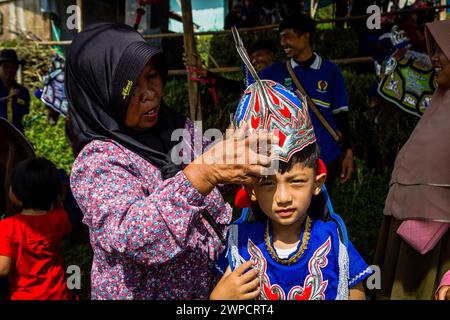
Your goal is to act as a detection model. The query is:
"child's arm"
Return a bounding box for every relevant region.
[348,282,366,300]
[436,286,450,300]
[0,220,14,278]
[0,256,12,278]
[435,270,450,300]
[210,260,260,300]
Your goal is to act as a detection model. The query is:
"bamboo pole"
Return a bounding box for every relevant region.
[181,0,201,121]
[310,0,319,18]
[167,56,373,75]
[169,66,241,76]
[76,0,83,32]
[35,40,72,45]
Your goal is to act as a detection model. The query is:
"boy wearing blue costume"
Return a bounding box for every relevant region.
[211,73,372,299]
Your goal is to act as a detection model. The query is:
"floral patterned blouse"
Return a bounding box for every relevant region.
[70,121,232,299]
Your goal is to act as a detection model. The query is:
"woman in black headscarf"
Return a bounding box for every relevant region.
[66,23,274,299]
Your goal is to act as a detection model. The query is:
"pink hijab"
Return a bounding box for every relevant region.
[384,19,450,222]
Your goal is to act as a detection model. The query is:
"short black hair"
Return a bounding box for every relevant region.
[250,39,276,54]
[279,13,316,45]
[11,157,61,211]
[278,142,320,174]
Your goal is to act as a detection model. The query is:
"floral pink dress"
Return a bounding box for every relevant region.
[70,121,232,299]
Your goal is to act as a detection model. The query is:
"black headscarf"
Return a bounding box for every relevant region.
[65,23,186,179]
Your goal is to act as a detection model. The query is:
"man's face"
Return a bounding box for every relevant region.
[280,28,310,60]
[249,162,326,228]
[0,61,19,82]
[250,49,274,72]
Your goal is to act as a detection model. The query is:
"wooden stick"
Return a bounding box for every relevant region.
[76,0,83,32]
[181,0,202,121]
[168,56,373,75]
[311,0,319,18]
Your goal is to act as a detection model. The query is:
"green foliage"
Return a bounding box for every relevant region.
[314,28,359,60]
[331,158,390,263]
[23,97,74,174]
[341,69,377,161]
[164,77,190,117]
[315,3,335,30]
[341,69,418,171]
[165,76,240,132]
[209,33,240,68]
[0,39,18,48]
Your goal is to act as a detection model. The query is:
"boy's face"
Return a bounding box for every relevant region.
[249,162,326,226]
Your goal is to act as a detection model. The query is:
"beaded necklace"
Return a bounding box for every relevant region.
[265,216,312,266]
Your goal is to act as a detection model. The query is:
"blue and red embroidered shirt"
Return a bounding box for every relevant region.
[217,216,371,300]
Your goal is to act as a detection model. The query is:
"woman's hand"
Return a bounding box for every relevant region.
[210,260,260,300]
[184,124,277,195]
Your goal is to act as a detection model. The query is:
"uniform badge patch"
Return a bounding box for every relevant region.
[317,80,328,93]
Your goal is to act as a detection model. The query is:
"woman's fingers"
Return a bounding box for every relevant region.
[258,153,276,167]
[224,127,277,162]
[245,164,275,178]
[207,126,280,185]
[234,122,249,141]
[246,131,278,149]
[233,124,278,145]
